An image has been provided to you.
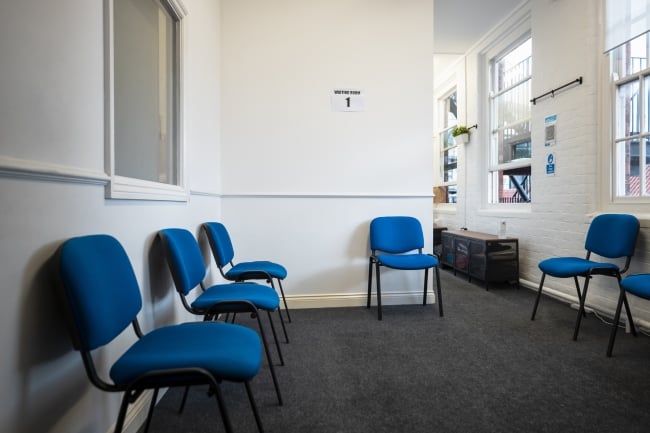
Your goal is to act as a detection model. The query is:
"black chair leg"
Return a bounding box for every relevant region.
[277,279,292,323]
[178,386,190,413]
[422,268,429,305]
[142,388,159,433]
[622,290,638,337]
[212,382,234,433]
[277,308,289,344]
[255,313,283,405]
[435,266,443,317]
[573,277,591,341]
[114,391,132,433]
[573,276,586,318]
[531,273,546,320]
[367,258,374,309]
[375,262,383,321]
[245,381,265,433]
[266,310,284,366]
[607,289,626,357]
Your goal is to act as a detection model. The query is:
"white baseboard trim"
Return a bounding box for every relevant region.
[113,388,166,433]
[285,291,437,309]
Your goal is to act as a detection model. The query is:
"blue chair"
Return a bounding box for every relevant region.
[158,228,284,406]
[607,273,647,356]
[54,234,264,433]
[367,216,443,321]
[531,213,639,341]
[202,222,292,323]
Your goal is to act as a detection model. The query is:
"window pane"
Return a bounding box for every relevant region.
[446,185,457,203]
[443,147,457,183]
[611,32,649,78]
[646,75,650,133]
[494,81,531,129]
[489,36,532,206]
[434,185,457,204]
[488,168,531,203]
[616,80,640,138]
[437,90,458,205]
[493,39,532,92]
[492,40,531,165]
[114,0,178,185]
[645,140,650,196]
[616,139,641,196]
[444,92,457,129]
[442,128,455,149]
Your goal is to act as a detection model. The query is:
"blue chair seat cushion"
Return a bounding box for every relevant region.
[375,253,438,270]
[192,282,280,311]
[621,274,650,299]
[225,261,287,280]
[110,321,261,385]
[539,257,619,278]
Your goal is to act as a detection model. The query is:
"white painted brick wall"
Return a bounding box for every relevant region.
[435,0,650,326]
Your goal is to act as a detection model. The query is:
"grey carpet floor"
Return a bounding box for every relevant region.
[144,270,650,433]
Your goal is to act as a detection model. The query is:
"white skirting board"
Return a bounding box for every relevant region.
[118,389,165,433]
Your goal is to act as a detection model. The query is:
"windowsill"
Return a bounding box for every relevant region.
[477,203,531,218]
[434,204,457,214]
[106,175,189,202]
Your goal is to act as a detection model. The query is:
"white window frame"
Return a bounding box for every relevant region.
[487,34,532,206]
[104,0,188,201]
[434,58,465,210]
[438,88,458,204]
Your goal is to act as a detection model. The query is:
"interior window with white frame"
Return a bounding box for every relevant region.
[436,90,458,204]
[610,32,650,199]
[488,36,532,204]
[107,0,187,201]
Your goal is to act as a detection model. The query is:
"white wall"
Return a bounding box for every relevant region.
[0,0,434,432]
[434,0,650,322]
[219,0,435,306]
[0,1,225,432]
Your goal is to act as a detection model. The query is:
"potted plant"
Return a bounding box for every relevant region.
[452,125,470,145]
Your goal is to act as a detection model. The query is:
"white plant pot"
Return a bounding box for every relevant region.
[454,133,469,145]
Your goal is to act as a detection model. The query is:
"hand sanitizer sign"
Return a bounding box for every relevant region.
[546,152,556,176]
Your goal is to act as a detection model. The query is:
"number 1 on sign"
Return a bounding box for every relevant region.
[331,89,364,112]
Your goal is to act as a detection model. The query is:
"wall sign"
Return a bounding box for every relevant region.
[546,152,556,176]
[331,88,364,112]
[544,114,557,147]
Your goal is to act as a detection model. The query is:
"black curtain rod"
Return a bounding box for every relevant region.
[530,76,583,105]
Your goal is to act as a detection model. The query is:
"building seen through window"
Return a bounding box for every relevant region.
[611,32,650,198]
[489,37,532,204]
[436,91,458,204]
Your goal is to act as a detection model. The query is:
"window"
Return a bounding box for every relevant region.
[610,32,650,198]
[488,37,532,204]
[106,0,187,200]
[436,91,458,204]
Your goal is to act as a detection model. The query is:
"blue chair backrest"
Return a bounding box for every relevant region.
[585,213,639,259]
[370,216,425,254]
[57,235,142,351]
[203,222,235,266]
[159,228,207,296]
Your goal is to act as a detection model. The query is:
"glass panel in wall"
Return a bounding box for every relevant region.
[113,0,180,185]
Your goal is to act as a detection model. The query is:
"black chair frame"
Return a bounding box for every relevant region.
[531,252,633,341]
[367,252,443,321]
